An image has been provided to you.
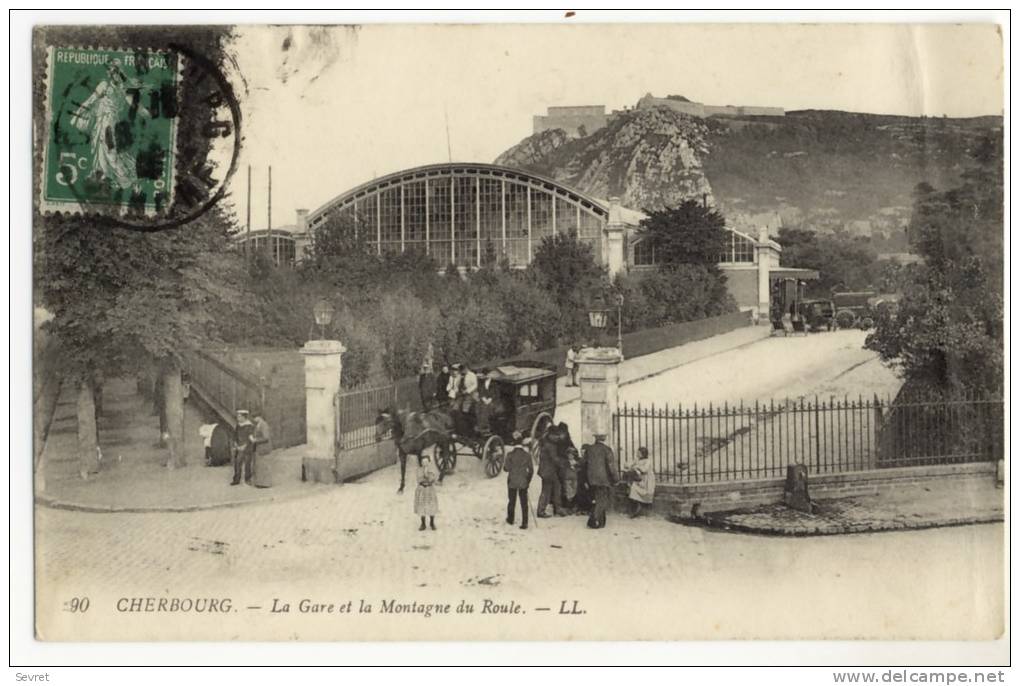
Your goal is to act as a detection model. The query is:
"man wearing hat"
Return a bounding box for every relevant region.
[504,431,534,530]
[476,369,495,433]
[231,410,255,486]
[459,363,479,412]
[585,433,619,529]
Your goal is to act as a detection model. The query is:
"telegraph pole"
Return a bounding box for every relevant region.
[245,165,251,258]
[267,165,273,265]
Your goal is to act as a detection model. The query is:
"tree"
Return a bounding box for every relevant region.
[35,26,244,475]
[637,200,728,268]
[370,291,437,381]
[528,231,608,342]
[777,227,880,295]
[865,135,1003,394]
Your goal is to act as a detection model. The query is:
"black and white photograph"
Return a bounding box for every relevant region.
[16,13,1007,661]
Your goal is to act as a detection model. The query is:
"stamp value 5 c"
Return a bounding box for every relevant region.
[42,47,180,216]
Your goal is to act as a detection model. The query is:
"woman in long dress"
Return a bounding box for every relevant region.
[414,454,440,531]
[626,447,656,518]
[251,414,274,488]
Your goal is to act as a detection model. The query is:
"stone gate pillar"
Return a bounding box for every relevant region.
[300,339,345,471]
[577,347,623,448]
[605,198,627,278]
[756,226,775,323]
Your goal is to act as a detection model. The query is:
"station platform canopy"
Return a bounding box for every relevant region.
[769,267,820,281]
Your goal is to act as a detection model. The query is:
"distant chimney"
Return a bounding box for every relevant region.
[296,208,309,235]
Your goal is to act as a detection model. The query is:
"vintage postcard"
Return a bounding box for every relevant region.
[30,21,1006,646]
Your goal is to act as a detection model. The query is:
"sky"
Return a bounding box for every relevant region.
[224,23,1003,230]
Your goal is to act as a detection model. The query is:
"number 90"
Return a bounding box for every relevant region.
[67,597,90,613]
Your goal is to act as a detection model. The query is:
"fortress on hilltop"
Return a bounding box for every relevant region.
[532,93,784,138]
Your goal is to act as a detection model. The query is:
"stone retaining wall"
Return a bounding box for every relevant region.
[631,462,997,518]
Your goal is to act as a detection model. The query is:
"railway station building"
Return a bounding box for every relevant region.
[233,163,816,320]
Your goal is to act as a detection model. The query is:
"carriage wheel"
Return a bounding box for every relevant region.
[482,436,505,478]
[530,412,554,444]
[436,441,457,475]
[529,412,554,466]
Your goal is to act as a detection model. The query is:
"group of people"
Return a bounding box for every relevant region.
[533,427,655,528]
[410,423,656,532]
[423,362,503,437]
[199,410,273,489]
[508,429,656,530]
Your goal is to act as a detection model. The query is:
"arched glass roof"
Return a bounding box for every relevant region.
[305,163,611,268]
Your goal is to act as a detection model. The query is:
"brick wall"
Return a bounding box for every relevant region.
[202,310,752,450]
[719,266,758,311]
[632,462,997,518]
[470,309,751,385]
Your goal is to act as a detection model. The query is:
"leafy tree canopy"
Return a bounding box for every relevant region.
[637,200,728,268]
[865,134,1003,394]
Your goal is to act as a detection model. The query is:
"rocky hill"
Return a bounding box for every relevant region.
[495,107,1002,249]
[495,107,716,211]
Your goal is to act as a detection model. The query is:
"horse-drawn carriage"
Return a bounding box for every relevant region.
[377,360,558,492]
[443,361,558,477]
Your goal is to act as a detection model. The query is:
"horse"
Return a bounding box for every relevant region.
[375,406,455,494]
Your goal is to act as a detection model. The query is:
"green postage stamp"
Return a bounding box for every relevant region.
[41,47,180,215]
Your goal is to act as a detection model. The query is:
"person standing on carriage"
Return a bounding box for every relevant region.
[459,363,479,410]
[476,370,495,433]
[418,362,436,410]
[457,363,479,434]
[435,364,451,408]
[446,365,462,409]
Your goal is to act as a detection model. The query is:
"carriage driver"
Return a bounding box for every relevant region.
[458,363,479,415]
[477,370,494,433]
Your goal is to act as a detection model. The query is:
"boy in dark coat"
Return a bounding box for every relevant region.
[504,431,534,530]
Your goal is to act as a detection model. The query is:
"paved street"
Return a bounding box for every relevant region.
[36,327,1003,642]
[36,459,1003,641]
[556,328,901,445]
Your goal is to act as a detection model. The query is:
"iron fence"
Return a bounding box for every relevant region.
[336,383,398,451]
[182,350,265,424]
[613,395,1004,484]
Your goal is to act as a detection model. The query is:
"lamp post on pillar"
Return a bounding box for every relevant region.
[313,298,335,341]
[581,294,623,451]
[301,301,345,484]
[588,296,608,349]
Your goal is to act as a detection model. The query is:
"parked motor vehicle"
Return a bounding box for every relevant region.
[801,299,835,332]
[832,291,876,329]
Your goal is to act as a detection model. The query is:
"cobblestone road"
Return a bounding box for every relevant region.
[33,328,1001,641]
[36,459,1004,642]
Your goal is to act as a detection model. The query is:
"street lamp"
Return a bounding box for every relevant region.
[588,297,609,348]
[588,301,608,347]
[313,299,335,340]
